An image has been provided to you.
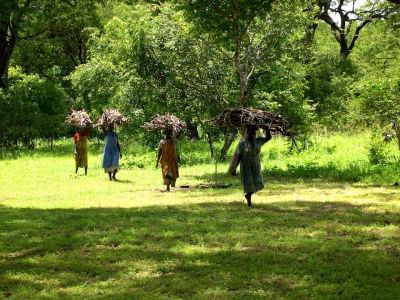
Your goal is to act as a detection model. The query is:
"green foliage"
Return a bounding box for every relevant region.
[1,132,400,298]
[254,58,315,134]
[10,0,105,76]
[368,136,398,165]
[2,0,400,150]
[69,3,234,142]
[262,132,399,183]
[0,68,68,147]
[305,48,358,127]
[356,72,400,126]
[175,0,275,42]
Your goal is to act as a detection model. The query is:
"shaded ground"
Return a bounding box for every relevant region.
[1,200,400,299]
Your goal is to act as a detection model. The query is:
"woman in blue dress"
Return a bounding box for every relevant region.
[231,126,271,207]
[102,124,122,180]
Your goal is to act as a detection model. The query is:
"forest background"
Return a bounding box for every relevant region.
[1,1,400,299]
[0,0,399,155]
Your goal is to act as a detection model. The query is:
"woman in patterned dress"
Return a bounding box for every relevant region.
[231,126,271,206]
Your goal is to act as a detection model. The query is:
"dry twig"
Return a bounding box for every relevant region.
[144,114,186,135]
[96,109,129,129]
[65,110,93,129]
[212,108,292,136]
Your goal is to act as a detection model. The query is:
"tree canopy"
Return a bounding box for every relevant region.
[0,0,399,150]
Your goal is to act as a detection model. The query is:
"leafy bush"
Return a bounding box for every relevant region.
[354,71,400,128]
[368,137,395,165]
[0,68,68,148]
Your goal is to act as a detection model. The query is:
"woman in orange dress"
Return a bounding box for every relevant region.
[156,130,179,191]
[74,129,90,175]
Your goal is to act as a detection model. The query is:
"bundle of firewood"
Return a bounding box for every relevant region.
[96,109,129,129]
[65,110,93,129]
[212,108,292,136]
[144,114,186,135]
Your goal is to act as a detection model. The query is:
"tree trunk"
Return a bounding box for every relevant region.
[239,72,250,107]
[186,120,199,140]
[0,18,17,89]
[339,34,350,58]
[393,122,400,151]
[199,121,214,158]
[206,131,214,158]
[0,57,9,88]
[220,128,238,161]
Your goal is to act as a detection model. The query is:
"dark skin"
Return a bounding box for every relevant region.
[105,125,122,181]
[231,126,271,207]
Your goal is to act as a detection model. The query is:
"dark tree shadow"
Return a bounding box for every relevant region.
[191,162,400,187]
[1,202,399,299]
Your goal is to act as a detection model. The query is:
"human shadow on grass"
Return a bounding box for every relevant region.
[188,172,364,194]
[1,202,399,299]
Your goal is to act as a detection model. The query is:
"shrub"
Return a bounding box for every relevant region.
[368,137,394,165]
[0,68,68,148]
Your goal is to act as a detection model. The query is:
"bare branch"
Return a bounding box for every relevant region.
[348,18,371,52]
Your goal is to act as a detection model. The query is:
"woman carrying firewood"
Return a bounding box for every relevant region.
[74,128,90,175]
[65,110,93,175]
[102,124,122,181]
[231,126,271,206]
[156,129,179,192]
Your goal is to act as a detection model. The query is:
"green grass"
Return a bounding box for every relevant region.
[0,133,400,299]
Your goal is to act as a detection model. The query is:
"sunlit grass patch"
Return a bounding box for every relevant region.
[0,133,400,298]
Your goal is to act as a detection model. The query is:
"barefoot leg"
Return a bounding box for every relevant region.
[245,192,253,207]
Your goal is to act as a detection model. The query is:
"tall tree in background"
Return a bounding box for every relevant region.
[175,0,279,108]
[175,0,309,158]
[20,1,102,75]
[0,0,26,88]
[315,0,398,58]
[0,0,103,88]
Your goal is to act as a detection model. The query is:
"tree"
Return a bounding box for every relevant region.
[0,0,104,88]
[0,0,24,88]
[175,0,310,158]
[315,0,398,58]
[350,15,400,147]
[175,0,280,107]
[0,67,68,147]
[70,2,233,146]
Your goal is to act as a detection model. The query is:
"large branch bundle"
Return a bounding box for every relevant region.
[144,114,186,135]
[96,109,129,128]
[212,108,292,136]
[65,110,93,128]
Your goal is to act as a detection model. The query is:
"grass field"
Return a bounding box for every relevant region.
[0,133,399,299]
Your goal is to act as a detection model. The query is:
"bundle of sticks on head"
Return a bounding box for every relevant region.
[212,107,293,136]
[65,110,93,129]
[144,114,186,136]
[96,109,129,129]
